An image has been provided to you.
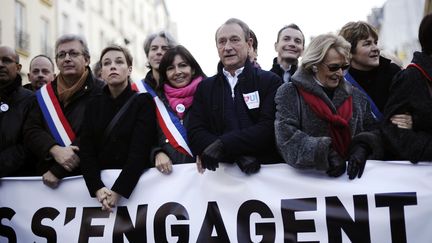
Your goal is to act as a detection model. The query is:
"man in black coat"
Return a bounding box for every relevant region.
[24,35,103,188]
[187,18,283,174]
[0,46,35,177]
[270,24,304,82]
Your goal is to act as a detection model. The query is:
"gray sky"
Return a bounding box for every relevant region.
[165,0,387,74]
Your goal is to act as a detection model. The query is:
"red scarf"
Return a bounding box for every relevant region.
[298,88,353,158]
[163,76,203,119]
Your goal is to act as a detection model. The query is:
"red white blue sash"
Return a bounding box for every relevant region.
[133,80,193,157]
[36,83,76,146]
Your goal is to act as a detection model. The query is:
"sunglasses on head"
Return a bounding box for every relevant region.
[323,63,350,72]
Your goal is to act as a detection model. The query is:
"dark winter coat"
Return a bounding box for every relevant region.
[269,57,298,82]
[347,56,401,113]
[275,67,380,171]
[187,60,283,163]
[0,75,36,177]
[380,51,432,162]
[151,93,195,164]
[80,84,156,198]
[23,68,104,178]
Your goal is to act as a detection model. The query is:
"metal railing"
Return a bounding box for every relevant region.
[15,30,30,52]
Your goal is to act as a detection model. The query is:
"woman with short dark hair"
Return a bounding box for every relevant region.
[151,45,206,174]
[80,44,156,211]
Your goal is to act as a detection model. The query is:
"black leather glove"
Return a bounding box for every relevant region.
[326,149,346,177]
[201,139,224,171]
[236,156,260,174]
[347,143,370,180]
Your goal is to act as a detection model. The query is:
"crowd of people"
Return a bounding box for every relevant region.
[1,14,431,211]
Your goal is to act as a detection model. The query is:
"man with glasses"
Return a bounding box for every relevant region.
[0,46,36,177]
[24,34,103,188]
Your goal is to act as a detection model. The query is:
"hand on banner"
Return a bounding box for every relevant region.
[42,170,60,188]
[236,156,260,174]
[96,187,112,212]
[347,143,370,179]
[196,156,205,174]
[49,145,80,171]
[155,151,173,174]
[326,149,346,177]
[201,139,224,171]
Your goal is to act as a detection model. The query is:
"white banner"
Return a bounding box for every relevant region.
[1,161,432,243]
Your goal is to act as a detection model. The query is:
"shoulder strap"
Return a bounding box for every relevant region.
[407,63,432,96]
[102,93,139,143]
[407,63,432,81]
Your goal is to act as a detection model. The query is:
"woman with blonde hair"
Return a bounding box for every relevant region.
[275,33,381,179]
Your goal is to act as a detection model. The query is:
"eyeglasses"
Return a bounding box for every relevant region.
[323,63,350,72]
[56,51,83,60]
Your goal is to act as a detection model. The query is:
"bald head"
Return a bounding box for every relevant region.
[28,55,55,90]
[0,46,22,84]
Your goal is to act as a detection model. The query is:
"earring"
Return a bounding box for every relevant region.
[312,65,318,73]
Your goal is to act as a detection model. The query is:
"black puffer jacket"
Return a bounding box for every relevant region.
[0,75,36,177]
[24,68,104,178]
[380,52,432,162]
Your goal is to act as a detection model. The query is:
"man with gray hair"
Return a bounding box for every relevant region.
[187,18,283,175]
[24,34,104,188]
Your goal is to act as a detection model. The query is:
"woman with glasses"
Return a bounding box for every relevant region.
[275,33,381,179]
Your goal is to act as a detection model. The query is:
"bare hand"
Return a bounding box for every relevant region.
[96,187,112,212]
[155,152,173,174]
[390,113,412,129]
[196,156,205,174]
[49,145,80,171]
[42,170,60,188]
[106,191,121,211]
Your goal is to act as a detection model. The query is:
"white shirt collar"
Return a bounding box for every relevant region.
[223,67,244,98]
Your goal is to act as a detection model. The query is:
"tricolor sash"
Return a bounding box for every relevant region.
[344,72,383,120]
[36,83,76,146]
[133,80,193,157]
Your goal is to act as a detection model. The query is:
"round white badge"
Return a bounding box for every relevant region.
[176,104,185,113]
[0,103,9,112]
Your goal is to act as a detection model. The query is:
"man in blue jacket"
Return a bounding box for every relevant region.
[187,18,283,174]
